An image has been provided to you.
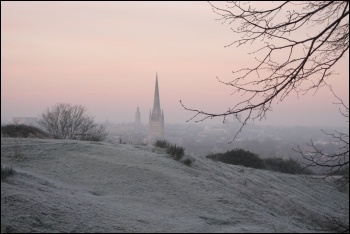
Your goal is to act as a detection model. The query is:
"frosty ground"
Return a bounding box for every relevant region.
[1,137,348,233]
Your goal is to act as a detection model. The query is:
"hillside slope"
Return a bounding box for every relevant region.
[1,137,348,233]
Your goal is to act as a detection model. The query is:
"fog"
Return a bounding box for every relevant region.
[1,1,349,174]
[1,3,349,233]
[1,2,349,128]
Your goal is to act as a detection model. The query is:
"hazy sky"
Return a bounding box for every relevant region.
[1,1,349,127]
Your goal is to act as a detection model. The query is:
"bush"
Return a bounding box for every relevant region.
[207,149,266,169]
[154,140,187,163]
[154,140,170,149]
[38,103,107,141]
[183,158,193,166]
[1,124,52,139]
[1,165,15,180]
[166,144,185,160]
[264,157,313,175]
[207,148,313,175]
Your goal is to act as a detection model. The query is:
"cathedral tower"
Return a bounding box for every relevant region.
[135,107,141,126]
[149,74,164,139]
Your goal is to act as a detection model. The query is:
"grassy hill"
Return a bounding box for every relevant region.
[1,137,348,232]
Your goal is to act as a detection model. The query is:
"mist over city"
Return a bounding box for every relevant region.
[1,1,349,233]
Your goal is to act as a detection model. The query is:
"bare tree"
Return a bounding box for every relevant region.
[295,87,348,179]
[38,103,108,141]
[181,2,349,231]
[181,1,349,141]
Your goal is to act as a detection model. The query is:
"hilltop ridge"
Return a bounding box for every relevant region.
[1,137,348,233]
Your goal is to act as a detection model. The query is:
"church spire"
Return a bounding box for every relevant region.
[149,73,164,139]
[153,73,161,113]
[135,106,141,125]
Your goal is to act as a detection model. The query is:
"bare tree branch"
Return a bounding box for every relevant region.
[294,85,348,182]
[181,2,349,231]
[181,1,349,142]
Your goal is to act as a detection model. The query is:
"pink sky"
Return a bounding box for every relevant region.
[1,2,349,126]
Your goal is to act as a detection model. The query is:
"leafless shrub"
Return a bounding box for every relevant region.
[38,103,108,141]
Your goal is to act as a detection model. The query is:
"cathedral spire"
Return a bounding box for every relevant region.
[149,73,164,139]
[135,107,141,125]
[152,74,161,114]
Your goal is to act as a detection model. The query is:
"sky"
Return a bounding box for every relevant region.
[1,1,349,127]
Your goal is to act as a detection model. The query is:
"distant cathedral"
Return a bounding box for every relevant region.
[149,74,164,139]
[135,107,141,126]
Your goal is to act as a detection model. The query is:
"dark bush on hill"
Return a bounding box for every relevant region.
[154,140,170,149]
[154,140,190,165]
[1,165,16,180]
[166,144,185,160]
[1,124,52,139]
[183,158,193,166]
[207,149,266,169]
[207,148,314,175]
[264,157,313,175]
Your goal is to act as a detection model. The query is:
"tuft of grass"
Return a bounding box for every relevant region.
[1,165,16,180]
[154,140,188,164]
[166,144,185,160]
[154,140,170,149]
[183,158,193,166]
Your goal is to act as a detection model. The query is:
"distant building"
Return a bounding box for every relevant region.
[135,107,141,126]
[149,74,164,139]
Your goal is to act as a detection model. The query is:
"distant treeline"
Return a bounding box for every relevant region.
[1,124,52,139]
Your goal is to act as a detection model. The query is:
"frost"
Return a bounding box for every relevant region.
[1,138,348,232]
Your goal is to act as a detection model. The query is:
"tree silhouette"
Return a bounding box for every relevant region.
[181,2,348,231]
[294,88,348,179]
[181,1,349,141]
[38,103,107,141]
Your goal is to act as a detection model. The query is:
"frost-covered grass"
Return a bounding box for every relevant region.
[1,137,349,233]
